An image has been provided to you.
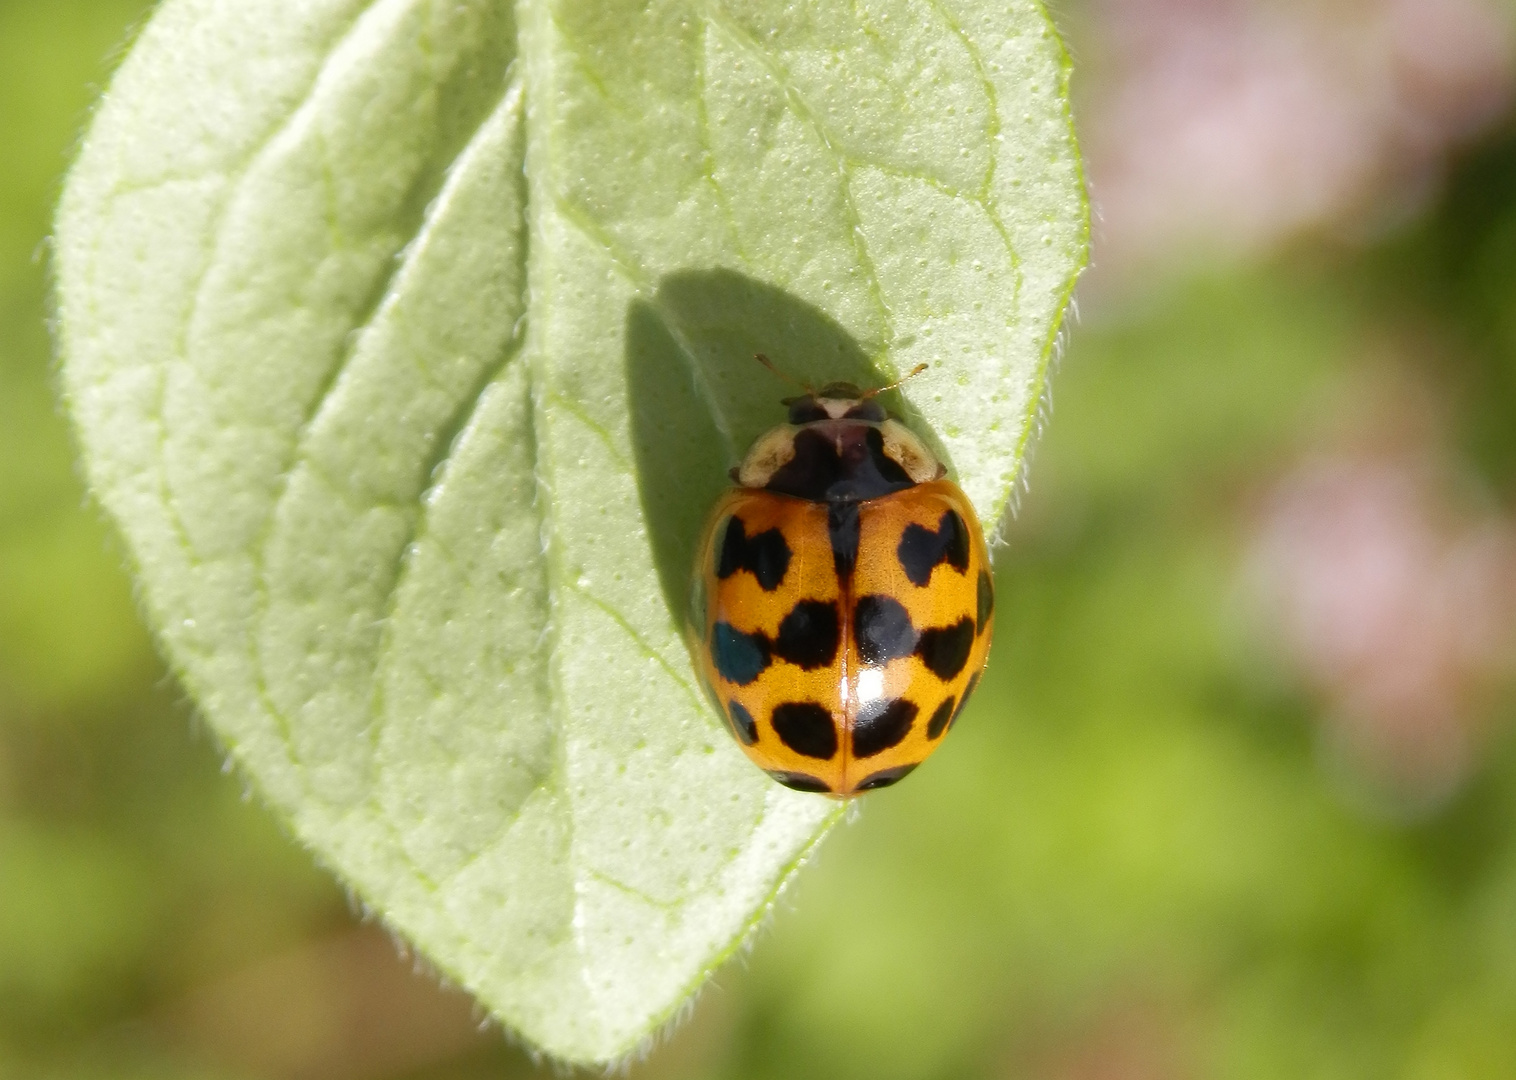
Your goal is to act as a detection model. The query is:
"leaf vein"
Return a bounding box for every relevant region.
[697,3,895,340]
[545,392,635,476]
[144,1,385,780]
[363,74,532,761]
[693,18,752,267]
[561,582,705,714]
[548,205,737,457]
[583,868,681,911]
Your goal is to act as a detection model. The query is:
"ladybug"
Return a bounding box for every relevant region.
[689,358,995,796]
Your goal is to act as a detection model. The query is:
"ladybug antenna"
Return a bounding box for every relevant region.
[863,363,929,399]
[754,353,814,396]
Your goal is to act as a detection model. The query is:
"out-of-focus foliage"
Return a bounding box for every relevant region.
[6,1,1516,1079]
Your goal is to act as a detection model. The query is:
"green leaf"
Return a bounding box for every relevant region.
[53,0,1085,1063]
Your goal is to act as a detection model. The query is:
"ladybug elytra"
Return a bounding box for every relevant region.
[690,360,994,796]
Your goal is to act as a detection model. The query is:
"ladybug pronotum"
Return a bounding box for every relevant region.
[690,364,994,796]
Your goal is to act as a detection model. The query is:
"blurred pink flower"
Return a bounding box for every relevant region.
[1081,0,1514,282]
[1248,448,1516,808]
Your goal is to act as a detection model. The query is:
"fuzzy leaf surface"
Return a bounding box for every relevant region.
[53,0,1085,1062]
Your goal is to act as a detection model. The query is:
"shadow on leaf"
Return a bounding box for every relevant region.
[626,268,899,632]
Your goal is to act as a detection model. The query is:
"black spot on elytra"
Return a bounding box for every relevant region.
[773,600,840,669]
[767,769,832,793]
[916,617,975,681]
[714,599,840,686]
[855,595,918,665]
[712,622,771,685]
[726,700,758,745]
[771,702,839,759]
[955,673,981,721]
[897,510,970,587]
[855,598,978,683]
[717,516,791,591]
[976,569,994,634]
[828,502,860,582]
[852,697,918,758]
[926,696,956,739]
[854,763,918,791]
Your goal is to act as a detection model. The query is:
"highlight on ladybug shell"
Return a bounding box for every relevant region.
[689,370,994,796]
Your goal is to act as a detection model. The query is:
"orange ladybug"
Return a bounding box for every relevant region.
[690,360,994,795]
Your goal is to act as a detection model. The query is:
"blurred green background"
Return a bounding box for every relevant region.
[7,0,1516,1077]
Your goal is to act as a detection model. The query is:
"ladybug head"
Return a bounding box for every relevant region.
[754,354,929,424]
[737,360,945,493]
[783,386,887,424]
